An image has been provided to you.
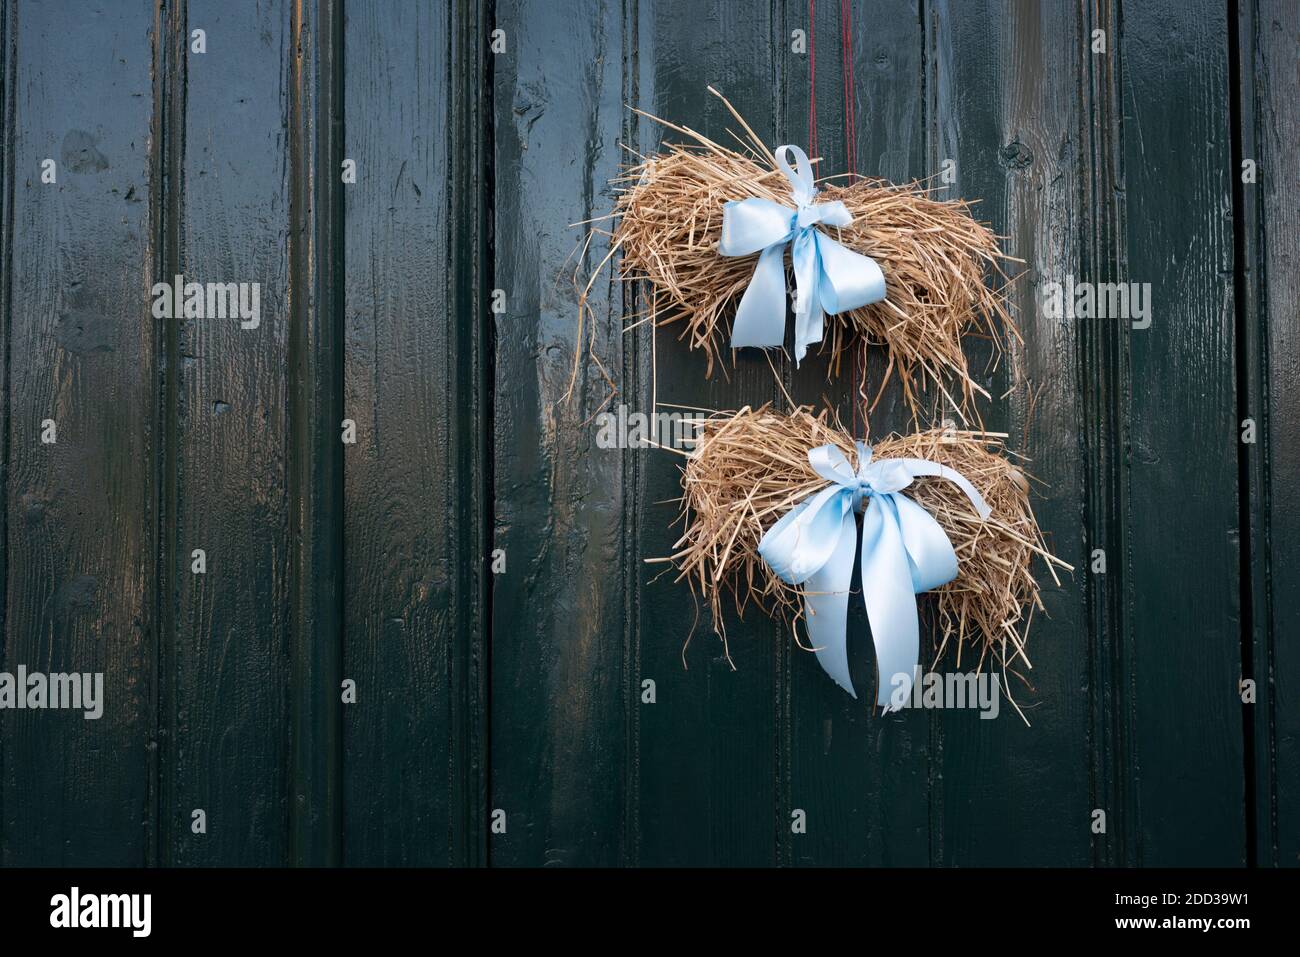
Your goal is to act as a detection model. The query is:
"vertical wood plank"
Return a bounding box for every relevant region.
[1240,0,1300,866]
[154,0,183,867]
[490,0,632,866]
[1120,0,1245,864]
[1,0,157,865]
[781,0,933,868]
[927,0,1092,866]
[0,0,9,863]
[632,0,785,868]
[341,0,460,866]
[447,0,492,869]
[167,0,293,865]
[1075,0,1130,868]
[288,0,345,867]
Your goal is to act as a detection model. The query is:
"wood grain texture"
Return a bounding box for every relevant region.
[1242,0,1300,867]
[782,0,932,868]
[446,0,491,869]
[0,0,1293,868]
[489,0,633,866]
[167,0,293,865]
[928,0,1091,867]
[1,0,157,866]
[632,0,786,868]
[288,0,345,868]
[1075,0,1131,867]
[1120,0,1245,864]
[341,0,457,866]
[0,0,8,867]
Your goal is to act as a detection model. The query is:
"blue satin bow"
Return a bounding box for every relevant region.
[719,144,886,365]
[758,442,991,709]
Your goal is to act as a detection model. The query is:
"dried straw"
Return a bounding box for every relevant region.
[656,404,1072,702]
[574,89,1018,419]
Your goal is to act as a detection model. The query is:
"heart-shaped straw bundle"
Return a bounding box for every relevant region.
[657,404,1070,709]
[575,89,1018,418]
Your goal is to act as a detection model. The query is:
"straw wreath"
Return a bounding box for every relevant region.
[655,404,1070,701]
[574,88,1018,418]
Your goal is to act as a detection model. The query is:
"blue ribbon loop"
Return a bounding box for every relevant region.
[719,145,886,365]
[757,442,991,709]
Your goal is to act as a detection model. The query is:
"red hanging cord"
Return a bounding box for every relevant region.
[837,1,867,438]
[812,1,867,438]
[841,0,858,184]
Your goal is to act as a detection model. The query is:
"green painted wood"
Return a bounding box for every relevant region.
[928,0,1092,866]
[633,0,787,868]
[0,0,8,867]
[1120,0,1245,865]
[0,0,1292,869]
[489,0,634,866]
[287,0,345,868]
[1074,0,1130,868]
[167,0,294,865]
[1233,0,1266,868]
[1240,0,1300,867]
[153,0,184,868]
[341,0,460,866]
[1,0,157,866]
[446,0,492,869]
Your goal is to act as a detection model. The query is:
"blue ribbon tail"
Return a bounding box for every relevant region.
[815,231,886,315]
[730,243,789,350]
[860,495,923,710]
[804,507,859,698]
[792,299,825,367]
[860,493,963,710]
[790,229,824,365]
